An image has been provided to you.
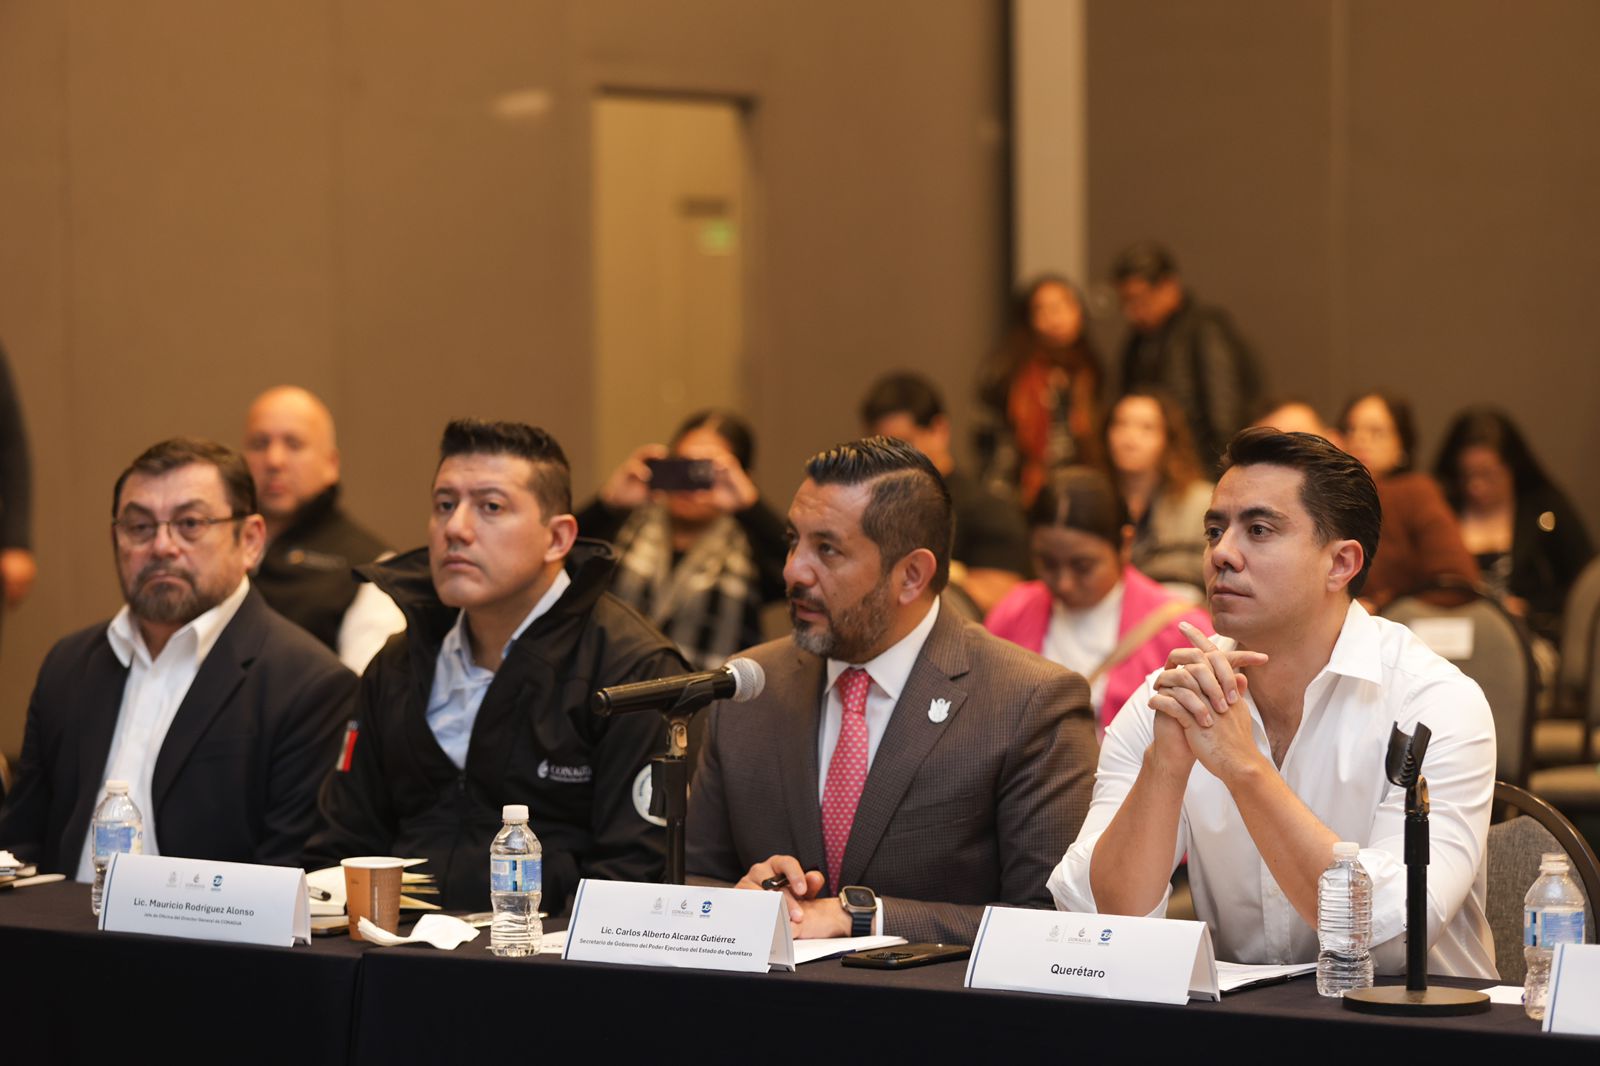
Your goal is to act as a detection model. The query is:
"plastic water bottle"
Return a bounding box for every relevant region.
[489,804,542,957]
[90,779,143,916]
[1523,852,1586,1020]
[1316,841,1374,996]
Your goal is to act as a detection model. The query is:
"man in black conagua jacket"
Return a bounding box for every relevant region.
[306,419,687,913]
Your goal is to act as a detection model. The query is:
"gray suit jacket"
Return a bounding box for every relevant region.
[685,604,1096,944]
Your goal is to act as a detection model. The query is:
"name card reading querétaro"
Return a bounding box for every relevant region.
[563,879,794,973]
[99,853,311,947]
[1545,943,1600,1036]
[964,907,1220,1005]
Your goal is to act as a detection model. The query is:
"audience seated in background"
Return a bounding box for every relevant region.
[243,386,405,673]
[308,421,686,913]
[576,411,786,670]
[861,371,1031,614]
[1113,242,1262,464]
[1434,407,1594,644]
[1103,389,1214,596]
[1338,391,1479,610]
[985,466,1211,734]
[687,437,1096,945]
[0,438,355,876]
[1051,429,1497,977]
[975,274,1103,506]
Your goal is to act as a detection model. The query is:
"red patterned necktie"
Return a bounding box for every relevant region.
[821,667,872,893]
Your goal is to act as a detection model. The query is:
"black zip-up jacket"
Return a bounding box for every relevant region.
[305,539,687,912]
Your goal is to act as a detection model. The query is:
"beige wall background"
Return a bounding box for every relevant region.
[6,1,1597,761]
[1083,0,1600,536]
[0,1,1009,754]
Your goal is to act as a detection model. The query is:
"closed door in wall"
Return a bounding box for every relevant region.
[592,94,748,478]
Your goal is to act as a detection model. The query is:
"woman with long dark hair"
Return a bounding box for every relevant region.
[1433,407,1593,640]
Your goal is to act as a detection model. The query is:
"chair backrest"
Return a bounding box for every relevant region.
[1488,781,1600,984]
[1558,556,1600,706]
[1586,597,1600,742]
[1385,593,1537,786]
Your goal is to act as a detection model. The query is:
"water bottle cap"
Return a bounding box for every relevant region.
[105,779,130,793]
[1332,841,1360,859]
[503,804,529,822]
[1539,852,1570,873]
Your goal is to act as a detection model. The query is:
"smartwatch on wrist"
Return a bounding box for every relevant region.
[839,885,876,937]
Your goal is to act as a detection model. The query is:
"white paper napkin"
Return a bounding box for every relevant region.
[357,913,481,950]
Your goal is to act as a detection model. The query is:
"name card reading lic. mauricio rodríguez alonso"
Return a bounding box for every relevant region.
[563,880,795,973]
[99,853,312,947]
[964,907,1220,1005]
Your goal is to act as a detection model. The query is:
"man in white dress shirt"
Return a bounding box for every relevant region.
[0,438,355,876]
[1049,428,1498,978]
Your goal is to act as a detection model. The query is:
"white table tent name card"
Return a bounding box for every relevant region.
[563,880,795,973]
[1544,943,1600,1036]
[964,906,1220,1004]
[99,852,311,947]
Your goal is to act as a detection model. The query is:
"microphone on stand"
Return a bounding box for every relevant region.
[591,657,765,716]
[591,658,766,888]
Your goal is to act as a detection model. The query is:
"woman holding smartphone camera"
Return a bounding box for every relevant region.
[577,410,788,669]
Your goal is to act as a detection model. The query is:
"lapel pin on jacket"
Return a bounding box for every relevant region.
[928,697,950,723]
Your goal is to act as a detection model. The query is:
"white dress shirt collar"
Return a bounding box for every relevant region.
[823,596,941,702]
[1318,599,1385,686]
[105,576,252,668]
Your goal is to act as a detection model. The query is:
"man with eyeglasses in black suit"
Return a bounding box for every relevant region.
[0,437,355,877]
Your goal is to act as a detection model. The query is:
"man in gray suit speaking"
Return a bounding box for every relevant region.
[686,437,1096,944]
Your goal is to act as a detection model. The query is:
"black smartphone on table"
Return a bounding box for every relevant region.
[841,943,971,969]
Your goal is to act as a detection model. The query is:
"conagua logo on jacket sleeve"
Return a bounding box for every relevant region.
[536,759,593,784]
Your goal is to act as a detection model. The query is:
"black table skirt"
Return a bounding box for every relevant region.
[5,882,1595,1065]
[1,880,366,1065]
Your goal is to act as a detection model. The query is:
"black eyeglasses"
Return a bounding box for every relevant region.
[112,515,248,546]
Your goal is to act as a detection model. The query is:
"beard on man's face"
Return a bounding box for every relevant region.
[787,575,894,664]
[122,562,217,626]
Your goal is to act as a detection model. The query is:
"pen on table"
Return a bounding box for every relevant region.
[307,886,331,901]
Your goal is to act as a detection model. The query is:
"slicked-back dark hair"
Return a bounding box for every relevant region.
[113,438,257,527]
[859,371,946,430]
[804,436,952,592]
[1028,466,1129,550]
[1220,427,1382,597]
[438,419,571,517]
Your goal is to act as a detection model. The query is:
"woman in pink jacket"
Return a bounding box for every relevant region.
[985,466,1212,732]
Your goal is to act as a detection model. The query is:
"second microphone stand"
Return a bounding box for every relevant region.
[1343,723,1489,1016]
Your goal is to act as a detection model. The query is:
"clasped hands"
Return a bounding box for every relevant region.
[734,855,849,939]
[1147,621,1270,784]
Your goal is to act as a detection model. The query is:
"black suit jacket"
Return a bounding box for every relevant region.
[0,588,356,874]
[686,605,1096,944]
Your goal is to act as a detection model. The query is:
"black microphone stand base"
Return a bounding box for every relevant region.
[1343,725,1488,1016]
[1342,985,1490,1016]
